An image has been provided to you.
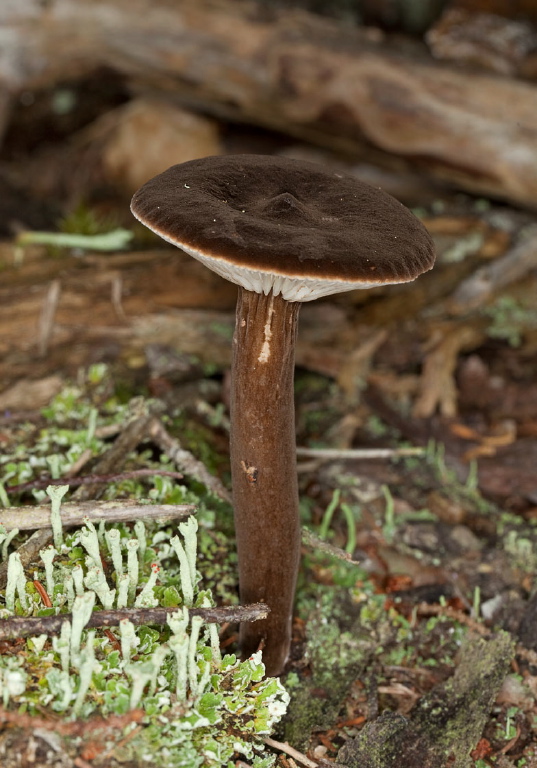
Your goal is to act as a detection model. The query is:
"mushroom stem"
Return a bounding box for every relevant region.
[230,287,301,676]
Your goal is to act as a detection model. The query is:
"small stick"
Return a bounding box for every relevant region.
[296,447,424,460]
[301,528,365,565]
[37,279,61,357]
[96,723,144,764]
[74,407,156,502]
[65,448,94,477]
[148,417,232,504]
[0,705,144,736]
[0,499,195,531]
[0,405,157,588]
[263,736,319,768]
[111,274,128,322]
[0,602,270,640]
[6,469,184,496]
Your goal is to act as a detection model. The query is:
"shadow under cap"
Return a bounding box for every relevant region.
[130,154,436,284]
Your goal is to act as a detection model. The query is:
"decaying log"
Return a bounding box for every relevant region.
[0,243,364,389]
[338,633,514,768]
[2,0,537,208]
[448,226,537,315]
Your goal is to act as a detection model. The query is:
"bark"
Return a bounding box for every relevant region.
[2,0,537,207]
[338,633,515,768]
[0,245,358,395]
[0,602,270,641]
[230,288,301,676]
[0,499,194,531]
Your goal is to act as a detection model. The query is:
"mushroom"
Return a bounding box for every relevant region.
[130,154,435,676]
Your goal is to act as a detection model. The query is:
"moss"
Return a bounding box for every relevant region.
[338,711,438,768]
[338,633,515,768]
[414,633,515,767]
[282,594,372,748]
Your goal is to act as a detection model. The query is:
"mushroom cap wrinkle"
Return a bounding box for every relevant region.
[130,154,435,302]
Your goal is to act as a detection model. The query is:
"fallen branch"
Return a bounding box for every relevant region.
[0,602,270,640]
[263,736,319,768]
[148,417,232,504]
[0,499,195,531]
[3,0,537,207]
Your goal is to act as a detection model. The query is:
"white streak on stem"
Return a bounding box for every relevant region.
[257,293,275,364]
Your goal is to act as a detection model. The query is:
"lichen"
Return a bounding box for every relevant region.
[0,380,289,768]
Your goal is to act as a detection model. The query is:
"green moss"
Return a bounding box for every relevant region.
[483,295,537,347]
[338,634,514,768]
[283,593,372,748]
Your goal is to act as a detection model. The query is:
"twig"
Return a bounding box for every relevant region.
[37,279,61,358]
[0,403,158,588]
[74,758,95,768]
[65,447,94,477]
[263,736,319,768]
[416,602,491,636]
[95,723,144,764]
[0,499,195,531]
[6,469,184,496]
[416,603,537,666]
[449,226,537,315]
[0,603,270,640]
[111,274,128,322]
[74,404,156,502]
[148,416,232,504]
[296,447,425,460]
[94,423,122,439]
[0,705,144,735]
[301,528,365,565]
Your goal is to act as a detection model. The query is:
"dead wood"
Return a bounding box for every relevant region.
[147,417,232,504]
[413,320,486,418]
[2,0,537,207]
[0,706,144,737]
[0,499,194,531]
[0,245,358,389]
[0,402,157,588]
[337,633,514,768]
[447,226,537,315]
[0,602,269,641]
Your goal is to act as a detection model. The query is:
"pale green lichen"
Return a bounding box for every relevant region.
[46,483,69,549]
[0,483,288,767]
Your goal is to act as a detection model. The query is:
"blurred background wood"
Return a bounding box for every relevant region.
[2,0,537,208]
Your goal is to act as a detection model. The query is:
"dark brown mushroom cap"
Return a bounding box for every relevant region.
[131,154,435,292]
